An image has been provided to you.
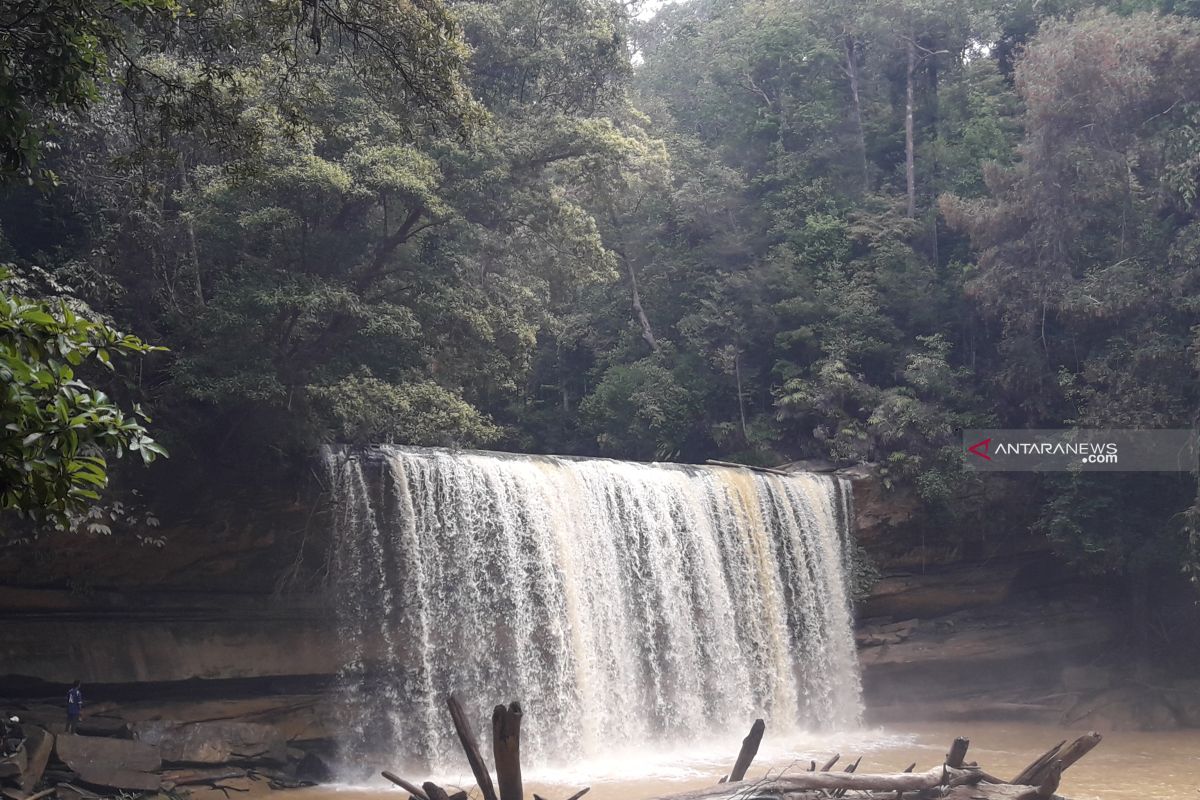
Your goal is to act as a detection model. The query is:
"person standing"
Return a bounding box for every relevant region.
[66,680,82,734]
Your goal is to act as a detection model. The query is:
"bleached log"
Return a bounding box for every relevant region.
[648,766,979,800]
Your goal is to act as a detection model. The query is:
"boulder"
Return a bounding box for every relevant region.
[0,748,26,781]
[0,757,22,782]
[54,734,161,790]
[19,727,52,792]
[133,721,287,765]
[74,717,129,739]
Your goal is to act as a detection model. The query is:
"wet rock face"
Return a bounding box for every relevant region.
[843,468,1155,729]
[132,721,288,766]
[858,599,1118,719]
[0,586,339,686]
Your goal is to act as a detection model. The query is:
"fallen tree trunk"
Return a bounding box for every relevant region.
[648,766,979,800]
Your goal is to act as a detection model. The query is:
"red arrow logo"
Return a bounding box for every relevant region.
[967,437,992,460]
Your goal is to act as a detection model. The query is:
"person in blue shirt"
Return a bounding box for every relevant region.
[66,680,82,734]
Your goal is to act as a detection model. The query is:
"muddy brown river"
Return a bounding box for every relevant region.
[274,722,1200,800]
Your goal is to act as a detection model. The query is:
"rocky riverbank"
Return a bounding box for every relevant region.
[0,711,333,800]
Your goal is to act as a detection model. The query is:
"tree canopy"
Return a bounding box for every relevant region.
[5,0,1200,640]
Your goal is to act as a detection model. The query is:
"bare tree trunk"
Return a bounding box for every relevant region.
[727,718,765,783]
[929,52,942,264]
[905,34,916,218]
[734,350,748,443]
[625,255,658,351]
[176,154,204,306]
[845,35,870,193]
[492,702,524,800]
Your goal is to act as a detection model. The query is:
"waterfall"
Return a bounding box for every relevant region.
[326,445,863,771]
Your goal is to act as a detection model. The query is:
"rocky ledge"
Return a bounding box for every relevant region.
[0,711,334,800]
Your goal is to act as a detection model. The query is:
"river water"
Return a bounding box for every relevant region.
[294,721,1200,800]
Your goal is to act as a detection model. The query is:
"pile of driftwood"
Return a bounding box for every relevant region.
[382,693,585,800]
[382,694,1102,800]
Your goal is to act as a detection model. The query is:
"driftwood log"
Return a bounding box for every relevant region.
[384,693,587,800]
[446,693,499,800]
[727,719,765,783]
[1012,732,1102,786]
[648,766,982,800]
[649,731,1097,800]
[946,737,970,768]
[492,702,524,800]
[383,693,1099,800]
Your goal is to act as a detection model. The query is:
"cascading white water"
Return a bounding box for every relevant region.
[326,445,863,772]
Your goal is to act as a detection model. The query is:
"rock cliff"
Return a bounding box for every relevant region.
[0,464,1190,736]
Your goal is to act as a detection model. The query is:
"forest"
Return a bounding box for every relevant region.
[5,0,1200,653]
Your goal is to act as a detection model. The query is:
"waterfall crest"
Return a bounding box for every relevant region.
[326,445,863,769]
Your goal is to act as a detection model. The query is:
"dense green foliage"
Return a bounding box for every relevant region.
[5,0,1200,622]
[0,268,164,521]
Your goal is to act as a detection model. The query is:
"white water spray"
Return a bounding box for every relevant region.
[326,446,862,771]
